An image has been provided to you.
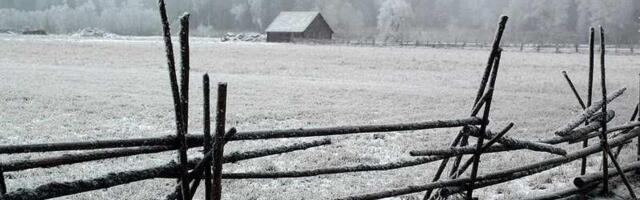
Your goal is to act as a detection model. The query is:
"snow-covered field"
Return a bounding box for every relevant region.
[1,34,640,199]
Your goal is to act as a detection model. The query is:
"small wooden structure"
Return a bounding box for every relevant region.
[265,11,333,42]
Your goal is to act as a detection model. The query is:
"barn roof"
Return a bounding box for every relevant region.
[265,11,321,33]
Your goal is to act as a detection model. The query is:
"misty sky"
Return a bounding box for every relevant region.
[0,0,638,44]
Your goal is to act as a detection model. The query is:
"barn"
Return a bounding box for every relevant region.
[265,11,334,42]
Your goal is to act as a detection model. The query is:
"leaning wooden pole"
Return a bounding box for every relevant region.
[176,13,192,200]
[157,0,182,127]
[467,49,502,199]
[637,73,640,174]
[203,74,213,200]
[562,71,586,109]
[450,15,509,175]
[598,26,609,196]
[212,83,227,200]
[423,16,508,200]
[583,27,595,175]
[158,0,189,198]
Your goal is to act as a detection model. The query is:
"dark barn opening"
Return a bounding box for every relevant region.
[265,11,334,43]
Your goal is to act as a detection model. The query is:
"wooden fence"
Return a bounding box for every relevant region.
[1,3,640,200]
[298,38,639,55]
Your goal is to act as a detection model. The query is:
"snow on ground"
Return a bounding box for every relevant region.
[1,34,640,199]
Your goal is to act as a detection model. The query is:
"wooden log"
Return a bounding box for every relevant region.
[566,121,640,145]
[189,128,236,180]
[425,15,509,198]
[0,136,179,154]
[441,172,600,199]
[556,110,615,143]
[0,167,6,194]
[1,146,173,172]
[465,125,566,155]
[169,128,237,200]
[583,27,596,175]
[212,83,227,200]
[203,74,212,200]
[0,128,234,173]
[438,22,510,194]
[157,0,182,135]
[232,117,482,140]
[523,182,598,200]
[637,73,640,174]
[449,123,514,178]
[0,117,481,154]
[411,132,566,157]
[598,26,609,195]
[447,132,470,178]
[527,182,597,200]
[470,91,490,116]
[0,120,482,171]
[0,139,331,200]
[468,48,502,199]
[421,128,466,199]
[553,87,626,136]
[613,120,640,158]
[176,13,191,200]
[562,71,586,109]
[207,155,447,179]
[336,127,640,200]
[574,161,640,187]
[438,163,563,198]
[472,16,508,113]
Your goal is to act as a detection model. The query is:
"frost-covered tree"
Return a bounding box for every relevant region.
[377,0,414,42]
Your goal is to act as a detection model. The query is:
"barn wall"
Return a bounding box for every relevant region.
[301,16,332,40]
[267,32,292,42]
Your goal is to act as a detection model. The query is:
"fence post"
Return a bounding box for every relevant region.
[203,74,213,200]
[598,26,609,196]
[582,27,595,175]
[177,13,192,200]
[637,73,640,174]
[520,43,524,52]
[0,167,6,194]
[212,83,228,200]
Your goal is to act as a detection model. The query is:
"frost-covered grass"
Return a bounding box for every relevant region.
[1,35,640,199]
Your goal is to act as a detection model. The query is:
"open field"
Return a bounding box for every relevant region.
[2,35,640,199]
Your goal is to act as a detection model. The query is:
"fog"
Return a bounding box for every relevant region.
[0,0,638,44]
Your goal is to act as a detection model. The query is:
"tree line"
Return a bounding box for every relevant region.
[0,0,638,44]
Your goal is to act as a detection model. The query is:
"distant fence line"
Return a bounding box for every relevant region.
[296,38,638,55]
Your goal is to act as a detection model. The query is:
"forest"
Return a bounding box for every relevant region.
[0,0,638,44]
